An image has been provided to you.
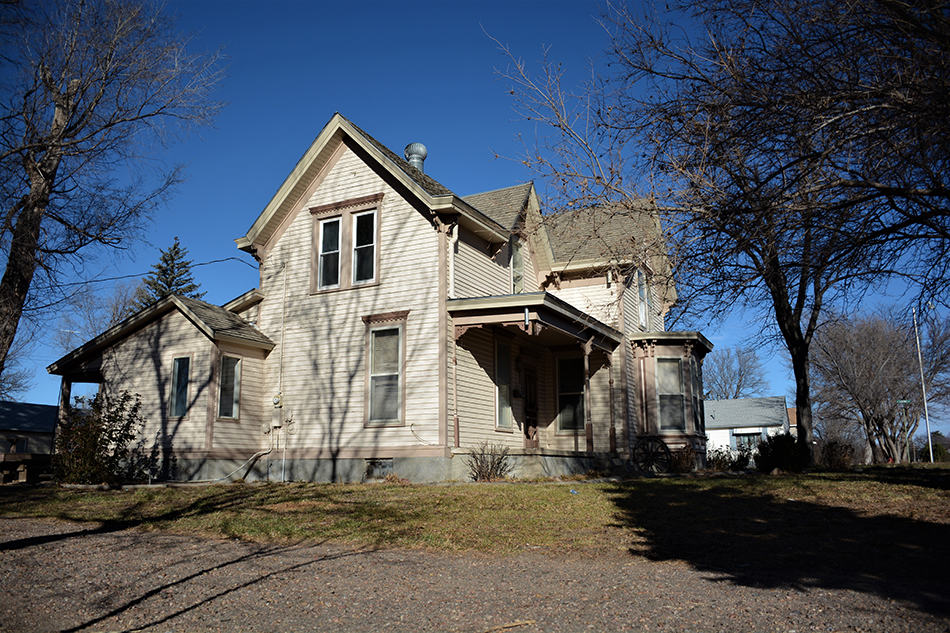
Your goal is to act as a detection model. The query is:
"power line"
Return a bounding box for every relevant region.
[57,256,257,288]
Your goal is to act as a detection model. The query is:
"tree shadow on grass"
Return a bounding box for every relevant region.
[608,477,950,617]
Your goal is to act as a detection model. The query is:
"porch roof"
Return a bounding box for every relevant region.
[447,292,623,352]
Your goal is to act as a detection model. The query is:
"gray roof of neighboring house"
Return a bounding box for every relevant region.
[546,202,660,264]
[176,296,274,348]
[463,183,533,231]
[704,396,789,430]
[0,401,58,433]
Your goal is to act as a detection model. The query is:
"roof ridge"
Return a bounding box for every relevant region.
[463,181,533,199]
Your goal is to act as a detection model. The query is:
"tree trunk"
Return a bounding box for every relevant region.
[789,345,815,461]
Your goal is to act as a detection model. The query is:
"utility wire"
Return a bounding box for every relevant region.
[57,256,257,288]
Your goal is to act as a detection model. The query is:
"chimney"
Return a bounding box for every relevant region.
[404,142,427,172]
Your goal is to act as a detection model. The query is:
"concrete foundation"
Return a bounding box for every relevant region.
[171,450,634,484]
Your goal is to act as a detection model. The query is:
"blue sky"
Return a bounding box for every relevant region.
[15,0,946,435]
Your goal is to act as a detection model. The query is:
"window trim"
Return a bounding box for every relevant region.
[351,209,377,286]
[316,216,341,290]
[169,355,192,419]
[555,355,586,434]
[310,193,383,294]
[217,354,242,421]
[494,339,514,432]
[510,238,524,294]
[656,356,687,433]
[637,269,651,330]
[362,311,408,427]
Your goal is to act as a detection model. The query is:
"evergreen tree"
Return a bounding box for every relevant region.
[133,237,205,310]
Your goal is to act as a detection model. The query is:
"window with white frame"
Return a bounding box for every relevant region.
[318,217,341,289]
[368,324,402,424]
[557,356,585,432]
[218,355,241,419]
[657,357,686,431]
[511,239,524,294]
[352,210,376,284]
[170,356,190,418]
[496,340,513,429]
[637,269,651,329]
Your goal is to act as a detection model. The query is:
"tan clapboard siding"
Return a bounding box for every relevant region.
[621,285,641,334]
[255,146,442,454]
[212,344,268,451]
[650,285,665,331]
[100,310,212,452]
[522,241,538,292]
[455,229,510,298]
[550,284,621,328]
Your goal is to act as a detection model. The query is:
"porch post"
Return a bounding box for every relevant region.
[607,353,616,454]
[55,377,72,454]
[583,338,593,453]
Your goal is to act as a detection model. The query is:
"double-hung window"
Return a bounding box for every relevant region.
[511,239,524,293]
[318,217,341,290]
[367,323,403,425]
[557,357,585,432]
[657,358,686,431]
[496,341,513,429]
[218,356,241,419]
[170,356,190,418]
[637,269,651,329]
[352,210,376,285]
[311,194,382,293]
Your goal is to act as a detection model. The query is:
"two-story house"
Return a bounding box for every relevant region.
[48,113,711,481]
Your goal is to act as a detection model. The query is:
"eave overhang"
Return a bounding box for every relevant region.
[627,330,714,355]
[448,292,623,353]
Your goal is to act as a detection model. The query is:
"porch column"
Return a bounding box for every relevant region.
[583,338,593,453]
[55,377,72,453]
[607,354,616,453]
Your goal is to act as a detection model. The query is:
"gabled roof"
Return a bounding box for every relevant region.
[546,202,661,266]
[704,396,789,430]
[463,182,533,231]
[236,113,509,256]
[47,293,274,377]
[0,401,58,433]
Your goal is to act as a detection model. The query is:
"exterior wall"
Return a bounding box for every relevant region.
[706,425,785,452]
[100,310,215,452]
[0,432,52,454]
[454,229,510,297]
[211,342,268,451]
[255,145,443,457]
[550,282,621,328]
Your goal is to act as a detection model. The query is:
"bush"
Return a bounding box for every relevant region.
[818,439,855,470]
[53,391,157,485]
[755,433,809,473]
[467,442,513,481]
[705,446,752,472]
[670,445,697,473]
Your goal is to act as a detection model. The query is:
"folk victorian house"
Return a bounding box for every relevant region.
[48,114,711,481]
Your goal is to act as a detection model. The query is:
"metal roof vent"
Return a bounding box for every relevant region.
[404,142,427,172]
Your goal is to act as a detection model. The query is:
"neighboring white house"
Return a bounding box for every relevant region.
[704,396,790,452]
[48,113,712,482]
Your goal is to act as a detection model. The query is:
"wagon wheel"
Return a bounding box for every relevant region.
[632,437,672,473]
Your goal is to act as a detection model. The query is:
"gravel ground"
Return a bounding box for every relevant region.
[0,517,947,633]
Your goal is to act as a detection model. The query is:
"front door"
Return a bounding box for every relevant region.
[524,366,539,449]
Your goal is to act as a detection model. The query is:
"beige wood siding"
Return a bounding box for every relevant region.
[100,310,214,452]
[212,343,268,451]
[454,328,522,450]
[455,229,510,297]
[551,284,621,328]
[255,146,443,455]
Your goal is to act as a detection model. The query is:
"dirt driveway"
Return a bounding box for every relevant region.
[1,517,946,632]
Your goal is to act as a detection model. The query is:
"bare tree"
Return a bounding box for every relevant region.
[702,346,768,400]
[0,0,220,376]
[55,281,140,353]
[0,329,33,400]
[811,312,950,463]
[499,0,949,455]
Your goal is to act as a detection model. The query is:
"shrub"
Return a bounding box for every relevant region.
[467,442,513,481]
[818,439,855,470]
[706,446,752,472]
[756,433,809,473]
[53,391,157,485]
[670,445,697,473]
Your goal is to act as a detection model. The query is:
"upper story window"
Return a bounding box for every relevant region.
[318,217,341,290]
[353,210,376,284]
[637,269,652,329]
[511,239,524,294]
[310,193,383,294]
